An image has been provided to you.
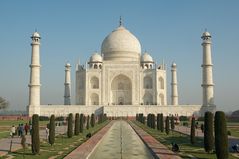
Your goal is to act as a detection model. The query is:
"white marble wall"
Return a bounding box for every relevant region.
[39,105,206,117]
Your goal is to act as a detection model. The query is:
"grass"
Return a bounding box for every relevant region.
[0,120,49,140]
[228,127,239,138]
[2,120,109,159]
[133,121,238,159]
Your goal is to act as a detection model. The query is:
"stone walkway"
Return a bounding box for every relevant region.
[64,121,114,159]
[88,120,154,159]
[0,126,66,157]
[130,122,181,159]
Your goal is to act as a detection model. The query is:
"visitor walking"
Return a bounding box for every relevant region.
[17,124,21,137]
[10,125,16,138]
[24,123,29,135]
[45,127,49,140]
[20,124,24,136]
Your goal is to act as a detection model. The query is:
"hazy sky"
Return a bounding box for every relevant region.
[0,1,238,112]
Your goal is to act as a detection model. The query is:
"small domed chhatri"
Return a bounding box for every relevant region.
[89,53,103,62]
[27,20,216,118]
[31,32,41,38]
[141,52,153,62]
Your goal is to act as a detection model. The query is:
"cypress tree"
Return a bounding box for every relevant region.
[67,113,73,138]
[157,114,160,130]
[204,111,214,153]
[215,111,228,159]
[160,114,164,132]
[80,113,84,133]
[74,113,80,135]
[49,115,55,146]
[165,116,170,135]
[90,113,95,127]
[86,115,90,129]
[171,115,175,130]
[31,114,40,154]
[151,114,155,129]
[190,117,196,144]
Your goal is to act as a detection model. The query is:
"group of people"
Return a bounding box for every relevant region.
[10,123,31,138]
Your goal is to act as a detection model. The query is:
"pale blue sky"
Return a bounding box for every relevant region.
[0,1,238,112]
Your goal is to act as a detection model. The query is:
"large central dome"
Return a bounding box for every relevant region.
[101,26,141,61]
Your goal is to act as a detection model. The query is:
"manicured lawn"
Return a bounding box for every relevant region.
[133,121,238,159]
[4,120,109,159]
[0,131,9,139]
[0,120,49,127]
[228,127,239,138]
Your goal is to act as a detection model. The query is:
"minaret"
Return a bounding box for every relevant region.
[171,62,178,105]
[28,32,41,116]
[64,63,71,105]
[201,31,214,106]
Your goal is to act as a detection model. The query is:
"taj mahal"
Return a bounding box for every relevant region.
[27,20,216,117]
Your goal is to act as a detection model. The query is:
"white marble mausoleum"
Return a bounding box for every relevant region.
[27,20,216,117]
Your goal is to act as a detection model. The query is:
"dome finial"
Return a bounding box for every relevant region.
[119,16,123,26]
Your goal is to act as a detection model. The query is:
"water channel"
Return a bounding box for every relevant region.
[88,120,154,159]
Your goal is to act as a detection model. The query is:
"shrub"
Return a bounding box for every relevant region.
[74,113,80,135]
[179,116,188,121]
[80,114,84,133]
[49,115,55,146]
[86,115,90,129]
[190,117,196,144]
[157,114,160,130]
[67,113,73,138]
[227,130,231,136]
[165,116,170,135]
[90,114,95,127]
[39,116,49,121]
[55,116,64,121]
[171,115,175,130]
[160,114,164,132]
[31,114,40,154]
[151,114,155,129]
[215,111,228,159]
[204,111,214,153]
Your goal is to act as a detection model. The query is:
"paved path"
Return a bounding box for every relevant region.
[64,121,114,159]
[130,122,181,159]
[0,125,66,157]
[88,120,154,159]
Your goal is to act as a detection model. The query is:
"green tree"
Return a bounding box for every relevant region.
[0,97,9,109]
[171,115,175,130]
[86,115,90,129]
[157,114,160,130]
[160,114,164,132]
[67,113,73,138]
[190,117,196,144]
[80,114,84,133]
[74,113,80,135]
[90,113,95,127]
[204,111,214,153]
[31,114,40,154]
[49,115,55,146]
[151,114,155,129]
[215,111,228,159]
[165,116,170,135]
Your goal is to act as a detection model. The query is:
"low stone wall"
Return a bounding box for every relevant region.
[38,105,205,117]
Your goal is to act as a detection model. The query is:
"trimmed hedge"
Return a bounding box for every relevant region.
[67,113,73,138]
[204,111,214,153]
[49,115,55,146]
[74,113,80,135]
[190,117,196,144]
[165,116,170,135]
[31,114,40,154]
[215,111,228,159]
